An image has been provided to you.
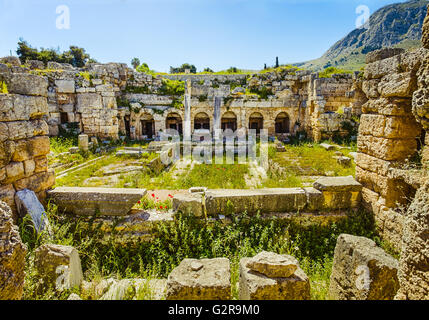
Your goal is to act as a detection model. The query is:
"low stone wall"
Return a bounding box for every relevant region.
[174,176,362,217]
[0,69,55,218]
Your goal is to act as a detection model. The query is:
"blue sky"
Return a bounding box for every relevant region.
[0,0,407,72]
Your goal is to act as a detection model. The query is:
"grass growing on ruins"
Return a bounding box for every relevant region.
[19,203,381,300]
[271,142,356,178]
[176,163,249,189]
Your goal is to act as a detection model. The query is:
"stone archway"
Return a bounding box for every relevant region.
[221,111,237,131]
[275,112,290,134]
[194,112,210,130]
[249,112,264,134]
[166,112,183,135]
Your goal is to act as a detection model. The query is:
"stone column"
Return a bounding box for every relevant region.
[183,79,192,141]
[213,97,222,138]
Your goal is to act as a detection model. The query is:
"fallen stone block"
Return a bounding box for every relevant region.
[47,187,147,216]
[239,255,310,300]
[329,234,399,300]
[15,189,48,233]
[313,176,362,209]
[245,251,298,278]
[173,193,204,217]
[334,156,352,167]
[166,258,231,300]
[205,188,307,216]
[34,244,83,291]
[320,143,335,151]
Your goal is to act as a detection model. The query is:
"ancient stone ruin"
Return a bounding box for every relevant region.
[0,3,428,303]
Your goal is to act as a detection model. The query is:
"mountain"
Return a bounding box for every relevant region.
[298,0,429,71]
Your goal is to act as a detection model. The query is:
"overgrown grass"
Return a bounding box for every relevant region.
[272,142,356,177]
[19,204,381,300]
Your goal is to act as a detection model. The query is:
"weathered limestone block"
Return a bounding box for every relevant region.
[357,135,417,161]
[313,176,362,209]
[205,188,307,216]
[365,48,405,64]
[395,182,429,300]
[355,152,392,177]
[6,120,49,141]
[13,169,55,193]
[4,161,24,183]
[47,187,147,216]
[12,136,50,162]
[334,156,352,167]
[239,256,310,300]
[76,93,102,112]
[329,234,399,300]
[166,258,231,300]
[355,166,411,207]
[0,73,48,96]
[0,95,48,121]
[0,184,16,213]
[364,54,401,80]
[378,72,416,98]
[0,56,21,66]
[78,134,89,152]
[173,193,204,217]
[34,244,83,290]
[362,97,412,116]
[0,201,27,300]
[245,251,298,278]
[362,79,380,99]
[55,80,75,94]
[26,60,45,70]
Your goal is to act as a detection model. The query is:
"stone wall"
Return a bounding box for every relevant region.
[2,59,361,142]
[0,67,55,219]
[356,47,428,246]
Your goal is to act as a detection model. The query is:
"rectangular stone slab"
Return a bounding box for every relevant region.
[205,188,307,216]
[47,187,147,216]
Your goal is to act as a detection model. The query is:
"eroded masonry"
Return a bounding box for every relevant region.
[0,6,428,301]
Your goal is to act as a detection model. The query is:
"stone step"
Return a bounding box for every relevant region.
[47,187,147,216]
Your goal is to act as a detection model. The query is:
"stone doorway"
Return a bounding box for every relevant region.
[194,112,210,130]
[275,112,290,134]
[166,113,183,135]
[249,112,264,134]
[221,111,237,132]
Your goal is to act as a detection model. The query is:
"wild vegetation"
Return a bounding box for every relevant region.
[19,202,384,300]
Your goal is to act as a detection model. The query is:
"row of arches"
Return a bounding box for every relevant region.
[127,111,291,138]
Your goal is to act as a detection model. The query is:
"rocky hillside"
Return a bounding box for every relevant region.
[298,0,428,71]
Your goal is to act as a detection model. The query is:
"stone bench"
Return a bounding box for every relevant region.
[47,187,147,216]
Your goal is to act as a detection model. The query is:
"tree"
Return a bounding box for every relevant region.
[203,67,214,73]
[275,57,279,68]
[131,58,140,69]
[170,63,197,74]
[136,62,150,73]
[16,39,95,67]
[264,63,267,70]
